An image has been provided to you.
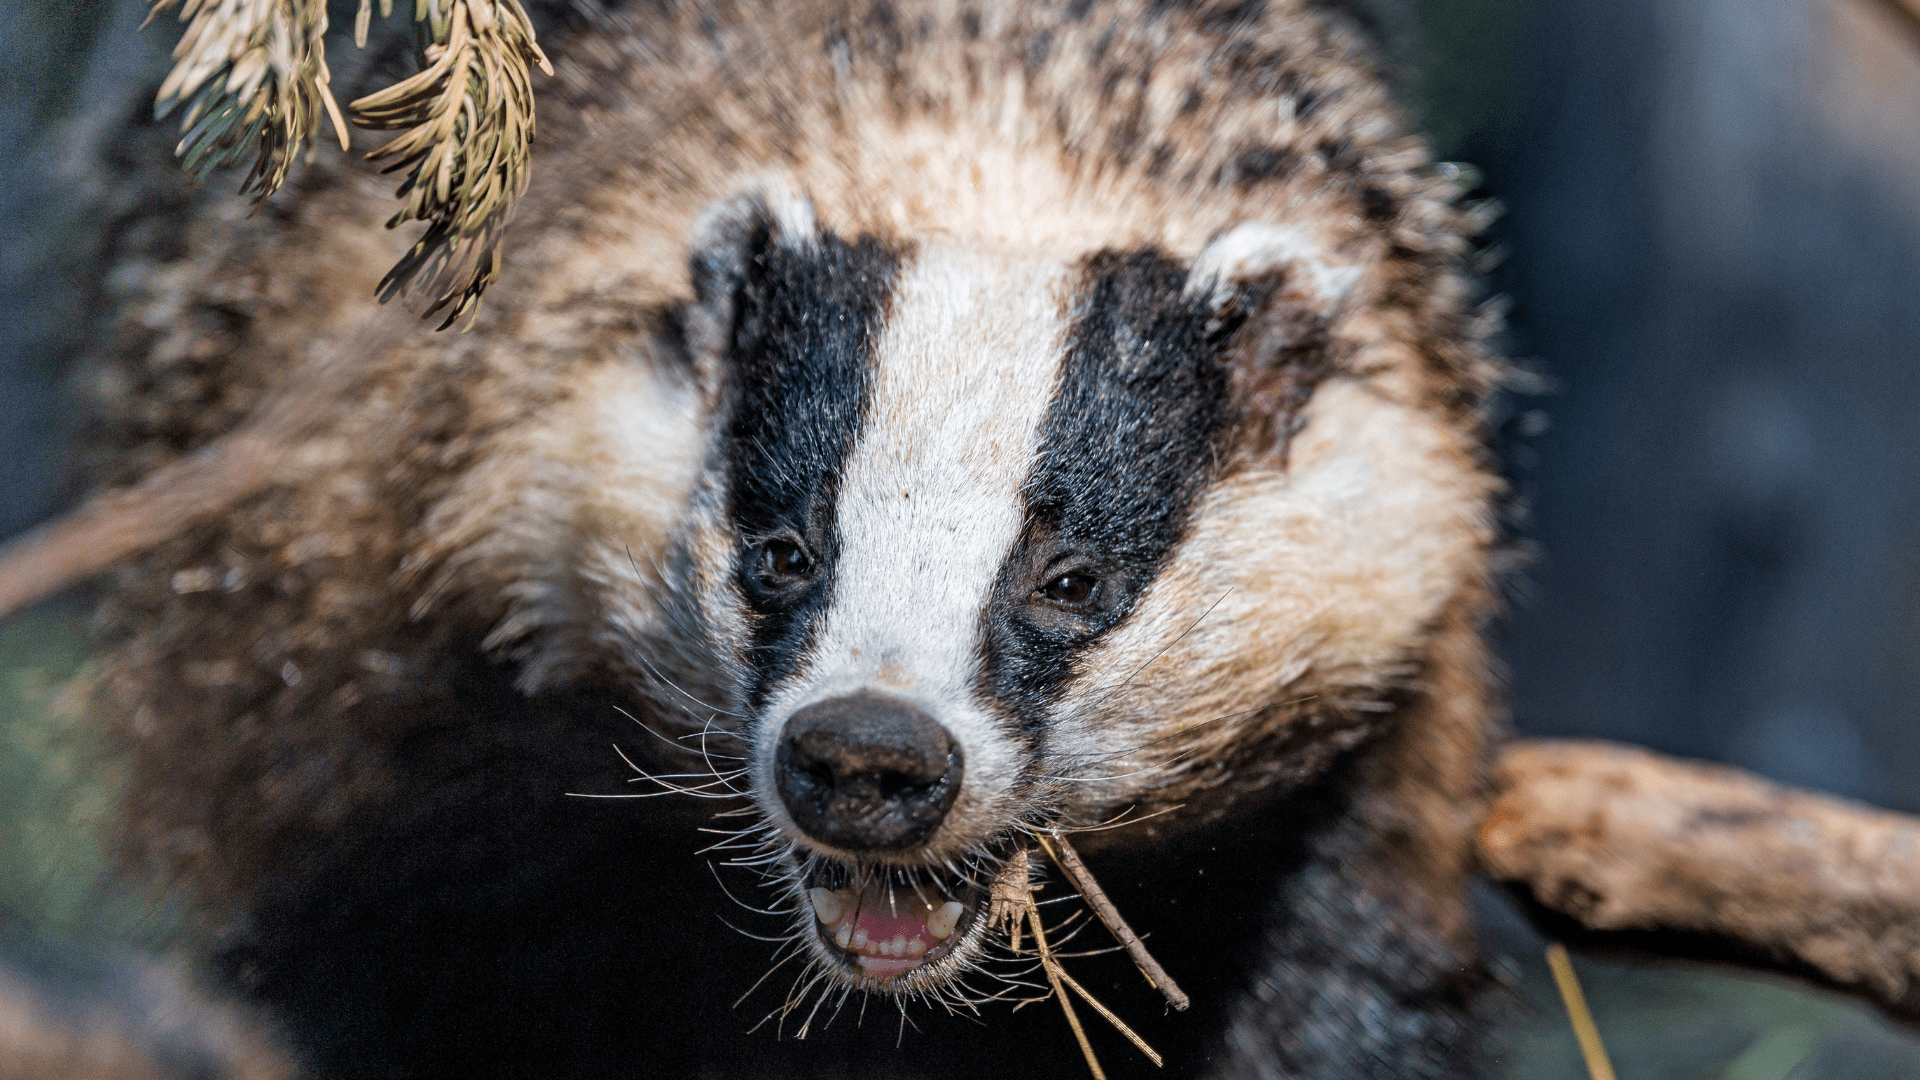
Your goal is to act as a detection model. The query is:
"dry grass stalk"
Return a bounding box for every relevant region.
[149,0,553,330]
[1036,832,1191,1011]
[999,846,1167,1074]
[1049,964,1165,1068]
[1025,892,1107,1080]
[355,0,394,48]
[149,0,350,199]
[1545,942,1619,1080]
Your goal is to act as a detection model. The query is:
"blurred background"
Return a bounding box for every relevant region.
[2,0,1919,1076]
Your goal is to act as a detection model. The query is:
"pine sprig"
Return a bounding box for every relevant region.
[148,0,553,330]
[149,0,350,200]
[353,0,553,328]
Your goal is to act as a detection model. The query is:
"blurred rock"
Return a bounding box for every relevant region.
[0,934,298,1080]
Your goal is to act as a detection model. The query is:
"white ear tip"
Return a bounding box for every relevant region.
[1187,221,1358,305]
[762,181,819,244]
[688,179,820,255]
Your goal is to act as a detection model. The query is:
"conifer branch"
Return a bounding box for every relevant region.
[352,0,553,329]
[149,0,349,201]
[148,0,553,330]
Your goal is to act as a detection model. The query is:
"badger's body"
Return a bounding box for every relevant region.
[84,1,1503,1075]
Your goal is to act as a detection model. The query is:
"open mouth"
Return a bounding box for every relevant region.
[804,864,987,982]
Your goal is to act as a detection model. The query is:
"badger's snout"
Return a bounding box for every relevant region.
[774,693,964,852]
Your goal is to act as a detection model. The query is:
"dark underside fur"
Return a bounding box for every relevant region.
[205,664,1484,1079]
[1216,815,1491,1080]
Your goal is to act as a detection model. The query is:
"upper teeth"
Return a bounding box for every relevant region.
[927,901,963,941]
[809,887,848,925]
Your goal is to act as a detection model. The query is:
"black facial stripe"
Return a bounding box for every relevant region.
[981,249,1236,723]
[717,229,902,710]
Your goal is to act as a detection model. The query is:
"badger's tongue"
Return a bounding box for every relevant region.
[809,882,967,981]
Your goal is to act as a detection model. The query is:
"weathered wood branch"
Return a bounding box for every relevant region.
[1478,738,1920,1022]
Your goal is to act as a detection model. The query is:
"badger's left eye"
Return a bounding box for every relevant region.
[762,539,813,580]
[1036,571,1098,607]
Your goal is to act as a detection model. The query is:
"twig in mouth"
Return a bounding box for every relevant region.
[1025,892,1105,1080]
[1036,832,1191,1011]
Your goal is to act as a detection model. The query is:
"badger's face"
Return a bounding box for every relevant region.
[655,190,1492,998]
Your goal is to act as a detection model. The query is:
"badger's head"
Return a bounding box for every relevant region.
[646,187,1494,999]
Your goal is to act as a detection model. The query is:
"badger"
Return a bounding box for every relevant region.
[67,0,1504,1075]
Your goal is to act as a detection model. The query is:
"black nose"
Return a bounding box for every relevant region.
[775,693,964,852]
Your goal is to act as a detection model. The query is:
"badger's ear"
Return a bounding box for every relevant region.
[1188,222,1362,460]
[1186,221,1363,313]
[680,185,820,391]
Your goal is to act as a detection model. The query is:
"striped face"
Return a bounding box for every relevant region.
[663,191,1490,997]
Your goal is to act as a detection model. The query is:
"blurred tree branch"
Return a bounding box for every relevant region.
[1480,739,1920,1024]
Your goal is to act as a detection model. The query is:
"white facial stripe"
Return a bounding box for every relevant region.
[757,244,1072,845]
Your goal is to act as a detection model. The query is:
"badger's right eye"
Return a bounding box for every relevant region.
[739,536,817,608]
[1036,572,1096,606]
